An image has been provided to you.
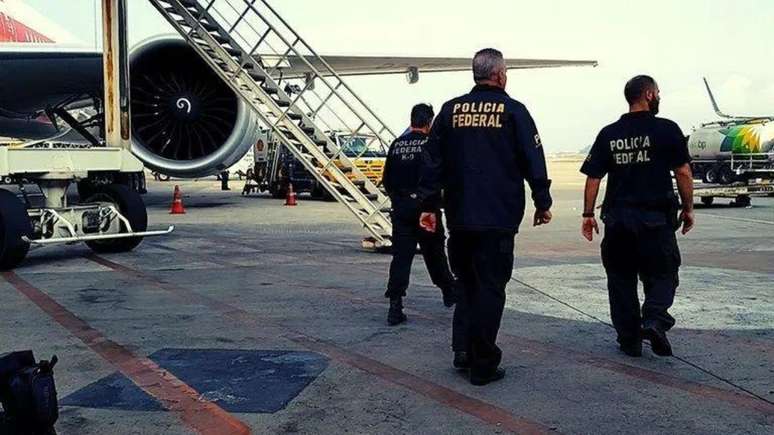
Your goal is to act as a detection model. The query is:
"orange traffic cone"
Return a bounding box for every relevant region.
[285,183,297,206]
[170,185,186,214]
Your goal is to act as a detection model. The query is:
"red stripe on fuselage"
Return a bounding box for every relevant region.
[0,11,54,43]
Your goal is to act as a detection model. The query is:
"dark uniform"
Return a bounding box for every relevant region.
[581,111,690,345]
[220,170,230,191]
[418,85,552,378]
[382,130,457,301]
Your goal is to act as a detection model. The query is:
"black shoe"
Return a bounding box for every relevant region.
[642,326,673,356]
[619,340,642,357]
[453,351,470,370]
[470,368,506,386]
[387,297,407,326]
[441,289,457,308]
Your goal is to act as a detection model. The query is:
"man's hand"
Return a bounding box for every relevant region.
[582,217,599,241]
[679,210,695,235]
[533,209,552,226]
[419,212,437,233]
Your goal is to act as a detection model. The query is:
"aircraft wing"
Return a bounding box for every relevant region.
[265,55,599,80]
[0,49,597,139]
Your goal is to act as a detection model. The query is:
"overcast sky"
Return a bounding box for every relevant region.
[22,0,774,152]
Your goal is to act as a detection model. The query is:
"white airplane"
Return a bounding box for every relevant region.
[0,0,598,178]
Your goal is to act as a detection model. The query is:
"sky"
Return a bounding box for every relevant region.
[18,0,774,152]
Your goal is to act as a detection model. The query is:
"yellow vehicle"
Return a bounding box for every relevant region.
[328,132,387,186]
[260,130,388,200]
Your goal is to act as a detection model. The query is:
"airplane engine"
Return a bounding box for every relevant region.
[129,38,261,178]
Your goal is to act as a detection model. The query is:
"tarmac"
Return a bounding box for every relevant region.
[1,160,772,434]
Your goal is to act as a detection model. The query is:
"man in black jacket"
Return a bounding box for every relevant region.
[418,48,553,385]
[382,104,458,326]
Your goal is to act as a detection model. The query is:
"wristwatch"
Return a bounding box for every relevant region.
[582,212,595,218]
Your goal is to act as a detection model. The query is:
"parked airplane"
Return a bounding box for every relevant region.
[0,0,598,179]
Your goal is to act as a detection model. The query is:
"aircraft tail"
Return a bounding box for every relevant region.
[702,77,772,121]
[0,0,84,45]
[703,77,729,118]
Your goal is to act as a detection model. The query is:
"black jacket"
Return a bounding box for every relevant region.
[418,84,552,232]
[382,130,429,197]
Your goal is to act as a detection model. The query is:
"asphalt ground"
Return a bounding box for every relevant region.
[1,161,772,434]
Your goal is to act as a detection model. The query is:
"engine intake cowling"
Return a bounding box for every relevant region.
[130,38,260,178]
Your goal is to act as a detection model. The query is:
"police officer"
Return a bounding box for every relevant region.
[417,49,553,385]
[382,104,458,326]
[220,170,231,191]
[580,75,695,357]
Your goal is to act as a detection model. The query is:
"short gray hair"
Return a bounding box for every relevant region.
[473,48,506,82]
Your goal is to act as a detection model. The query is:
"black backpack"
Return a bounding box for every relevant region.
[0,351,59,435]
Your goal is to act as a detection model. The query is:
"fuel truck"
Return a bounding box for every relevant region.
[687,79,774,184]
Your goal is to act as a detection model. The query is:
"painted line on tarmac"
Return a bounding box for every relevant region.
[1,271,252,435]
[86,254,556,435]
[700,213,774,225]
[152,236,774,416]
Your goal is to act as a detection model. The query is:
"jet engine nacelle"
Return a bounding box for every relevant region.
[406,67,419,84]
[129,38,261,178]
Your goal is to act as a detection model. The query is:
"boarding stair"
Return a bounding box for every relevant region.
[148,0,396,248]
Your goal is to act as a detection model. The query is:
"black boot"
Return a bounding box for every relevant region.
[387,297,407,326]
[618,339,643,357]
[470,368,506,386]
[441,279,462,308]
[441,288,457,308]
[642,326,673,356]
[453,351,470,370]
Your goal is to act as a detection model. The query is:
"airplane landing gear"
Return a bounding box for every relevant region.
[83,184,148,253]
[0,147,173,270]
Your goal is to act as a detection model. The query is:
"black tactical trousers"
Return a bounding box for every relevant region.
[220,170,230,190]
[449,230,515,377]
[601,207,680,343]
[385,198,456,299]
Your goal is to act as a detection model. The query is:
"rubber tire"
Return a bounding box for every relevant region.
[718,166,735,185]
[700,197,714,206]
[734,195,751,208]
[703,166,719,184]
[0,189,32,270]
[77,180,96,202]
[323,190,336,202]
[84,184,147,253]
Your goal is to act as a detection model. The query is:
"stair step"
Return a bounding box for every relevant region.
[262,85,279,95]
[210,33,230,44]
[199,20,219,32]
[222,45,242,58]
[163,7,182,17]
[248,70,266,83]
